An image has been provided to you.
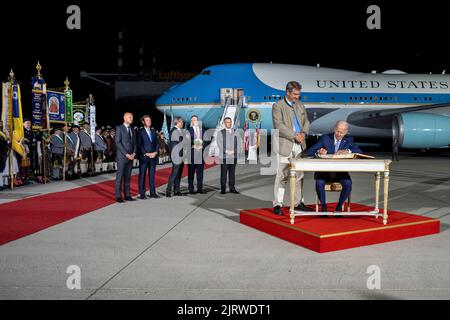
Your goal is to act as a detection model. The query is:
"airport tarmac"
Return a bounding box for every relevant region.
[0,153,449,300]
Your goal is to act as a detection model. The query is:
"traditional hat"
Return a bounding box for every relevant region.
[51,127,62,134]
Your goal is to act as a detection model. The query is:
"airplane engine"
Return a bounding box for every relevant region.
[393,112,450,149]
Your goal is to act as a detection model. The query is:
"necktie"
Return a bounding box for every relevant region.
[293,110,302,133]
[147,129,152,142]
[127,126,132,139]
[334,140,341,153]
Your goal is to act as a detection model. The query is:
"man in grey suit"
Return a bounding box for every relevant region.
[94,127,107,160]
[68,125,81,178]
[50,127,64,179]
[80,122,93,174]
[272,81,313,215]
[62,124,74,179]
[115,112,137,202]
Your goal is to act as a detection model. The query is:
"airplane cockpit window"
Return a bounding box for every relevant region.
[201,70,211,75]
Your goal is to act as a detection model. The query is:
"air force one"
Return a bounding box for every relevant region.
[155,63,450,149]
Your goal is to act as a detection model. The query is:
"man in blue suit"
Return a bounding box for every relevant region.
[187,115,206,194]
[166,117,186,197]
[307,121,362,214]
[137,115,160,199]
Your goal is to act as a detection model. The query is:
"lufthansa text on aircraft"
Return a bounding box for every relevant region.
[316,80,449,89]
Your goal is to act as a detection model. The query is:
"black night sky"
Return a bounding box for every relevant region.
[1,0,450,127]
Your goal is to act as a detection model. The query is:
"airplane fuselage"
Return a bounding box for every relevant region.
[155,63,450,147]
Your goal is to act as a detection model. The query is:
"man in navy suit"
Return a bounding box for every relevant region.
[115,112,137,202]
[307,121,362,214]
[166,117,186,197]
[137,115,160,199]
[187,115,206,194]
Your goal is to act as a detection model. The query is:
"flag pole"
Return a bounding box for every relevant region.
[42,132,48,184]
[8,70,15,190]
[88,94,95,175]
[63,121,67,181]
[38,62,48,184]
[9,140,14,190]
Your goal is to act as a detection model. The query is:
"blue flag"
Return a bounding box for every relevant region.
[161,111,169,144]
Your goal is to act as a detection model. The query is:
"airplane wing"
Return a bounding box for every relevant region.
[347,102,450,129]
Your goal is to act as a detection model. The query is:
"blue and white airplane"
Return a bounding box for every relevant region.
[155,63,450,149]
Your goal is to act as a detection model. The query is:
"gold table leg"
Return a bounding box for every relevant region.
[383,171,390,225]
[375,172,380,218]
[290,168,296,225]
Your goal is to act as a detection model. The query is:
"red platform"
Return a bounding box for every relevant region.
[240,203,440,253]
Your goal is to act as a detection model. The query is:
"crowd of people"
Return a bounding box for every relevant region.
[2,80,359,218]
[0,118,171,190]
[114,113,241,202]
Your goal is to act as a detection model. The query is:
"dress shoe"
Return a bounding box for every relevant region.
[149,193,160,199]
[139,195,147,200]
[189,190,196,195]
[273,205,282,215]
[116,197,124,203]
[230,189,240,194]
[334,205,343,217]
[125,196,136,201]
[174,192,183,196]
[321,205,329,217]
[295,203,313,211]
[220,190,226,194]
[197,190,207,194]
[165,192,172,198]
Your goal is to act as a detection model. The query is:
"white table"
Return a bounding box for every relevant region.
[289,158,392,225]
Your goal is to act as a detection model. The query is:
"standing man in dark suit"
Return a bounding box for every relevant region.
[137,115,160,199]
[307,120,362,213]
[187,115,206,194]
[166,117,186,197]
[218,117,240,194]
[115,112,137,202]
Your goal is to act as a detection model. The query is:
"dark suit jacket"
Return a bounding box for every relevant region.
[307,133,362,181]
[137,127,159,160]
[169,127,185,158]
[115,124,137,162]
[218,128,239,161]
[307,133,362,156]
[188,126,206,147]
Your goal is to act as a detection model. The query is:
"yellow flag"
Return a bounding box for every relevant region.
[11,84,26,157]
[1,82,12,139]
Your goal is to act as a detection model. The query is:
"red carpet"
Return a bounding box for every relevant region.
[0,162,215,245]
[240,203,440,253]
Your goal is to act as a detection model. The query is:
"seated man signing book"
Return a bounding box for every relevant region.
[307,121,362,214]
